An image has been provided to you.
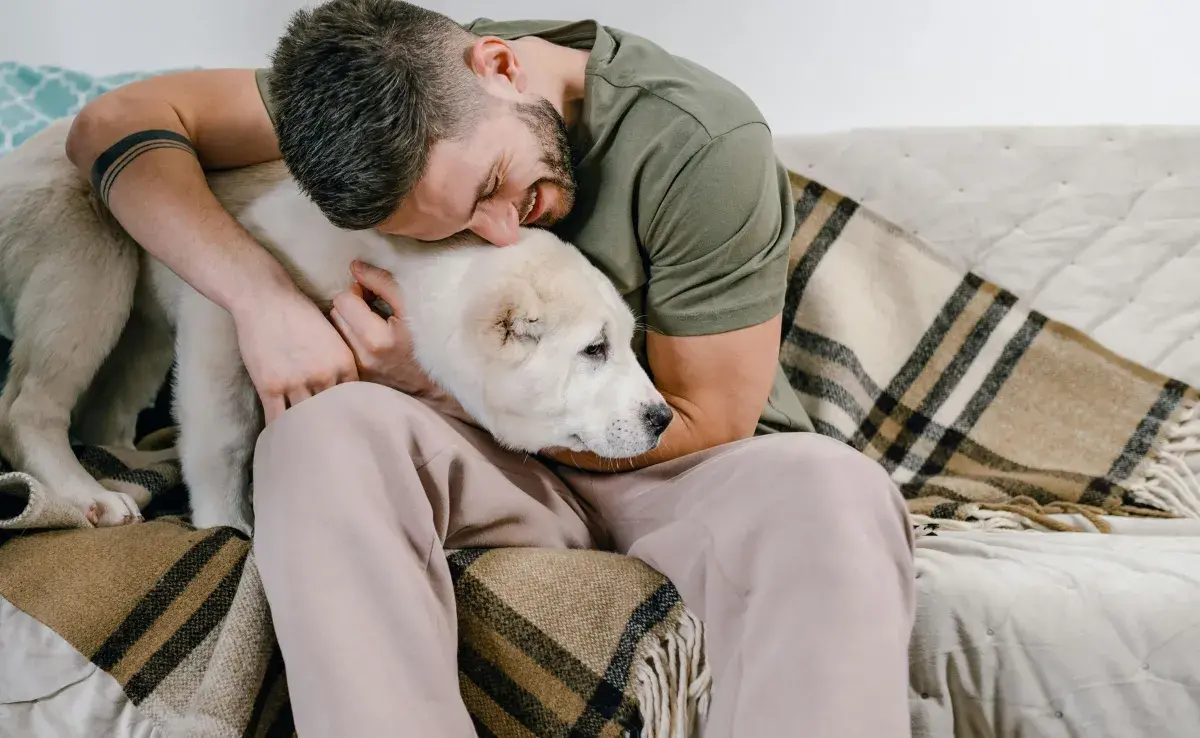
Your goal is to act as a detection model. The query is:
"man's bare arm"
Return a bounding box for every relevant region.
[66,69,289,310]
[66,69,357,419]
[544,314,781,472]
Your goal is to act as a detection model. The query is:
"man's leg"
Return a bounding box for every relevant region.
[561,433,915,738]
[251,382,596,738]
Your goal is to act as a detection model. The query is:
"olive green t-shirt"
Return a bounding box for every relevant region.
[255,19,812,434]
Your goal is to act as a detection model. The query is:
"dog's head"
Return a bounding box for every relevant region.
[453,231,671,459]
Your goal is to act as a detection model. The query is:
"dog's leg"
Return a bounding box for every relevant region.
[173,291,261,534]
[73,300,175,449]
[0,257,144,526]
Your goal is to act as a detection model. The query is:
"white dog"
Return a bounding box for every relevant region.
[0,119,670,534]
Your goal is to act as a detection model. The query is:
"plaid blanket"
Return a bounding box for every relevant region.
[3,167,1200,736]
[0,443,708,737]
[781,172,1200,532]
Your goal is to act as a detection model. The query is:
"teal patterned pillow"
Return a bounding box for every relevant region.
[0,63,165,156]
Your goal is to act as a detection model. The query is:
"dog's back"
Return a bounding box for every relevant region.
[0,121,139,339]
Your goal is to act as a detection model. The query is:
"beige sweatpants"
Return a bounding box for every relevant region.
[251,383,915,737]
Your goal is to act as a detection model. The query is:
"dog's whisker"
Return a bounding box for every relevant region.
[632,319,663,337]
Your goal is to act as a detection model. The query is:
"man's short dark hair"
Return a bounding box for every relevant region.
[267,0,481,230]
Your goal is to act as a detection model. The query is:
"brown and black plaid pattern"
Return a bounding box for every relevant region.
[0,517,293,737]
[781,172,1200,530]
[452,547,690,738]
[0,444,700,737]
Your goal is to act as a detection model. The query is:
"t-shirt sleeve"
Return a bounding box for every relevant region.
[643,122,793,337]
[254,67,277,127]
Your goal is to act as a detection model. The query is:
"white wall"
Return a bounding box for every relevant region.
[3,0,1198,135]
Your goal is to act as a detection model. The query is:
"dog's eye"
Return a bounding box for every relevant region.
[582,340,608,359]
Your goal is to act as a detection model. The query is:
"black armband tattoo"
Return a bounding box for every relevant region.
[90,129,197,205]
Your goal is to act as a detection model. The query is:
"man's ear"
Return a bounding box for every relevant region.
[468,36,527,93]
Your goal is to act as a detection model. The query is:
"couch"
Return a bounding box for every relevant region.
[4,117,1200,736]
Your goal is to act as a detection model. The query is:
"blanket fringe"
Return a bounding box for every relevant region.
[910,497,1169,535]
[910,507,1026,533]
[911,398,1200,535]
[1127,398,1200,518]
[630,608,711,738]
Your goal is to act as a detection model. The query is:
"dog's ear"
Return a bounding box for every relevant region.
[491,280,546,348]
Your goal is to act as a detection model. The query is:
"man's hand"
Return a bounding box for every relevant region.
[233,289,359,423]
[329,261,474,424]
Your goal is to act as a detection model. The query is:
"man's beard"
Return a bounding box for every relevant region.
[514,97,578,222]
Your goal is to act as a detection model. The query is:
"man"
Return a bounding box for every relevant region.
[67,1,915,735]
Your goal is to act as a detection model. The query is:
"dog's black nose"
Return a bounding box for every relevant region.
[641,402,673,438]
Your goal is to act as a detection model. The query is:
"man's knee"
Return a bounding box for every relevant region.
[741,432,896,499]
[251,382,430,518]
[256,382,421,455]
[727,433,909,542]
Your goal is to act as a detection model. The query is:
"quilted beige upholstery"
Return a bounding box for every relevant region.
[774,127,1200,386]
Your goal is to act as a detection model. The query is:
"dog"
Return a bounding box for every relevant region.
[0,119,671,534]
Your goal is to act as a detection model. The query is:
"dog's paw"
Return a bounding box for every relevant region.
[86,490,144,527]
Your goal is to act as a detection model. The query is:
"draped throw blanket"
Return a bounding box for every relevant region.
[779,172,1200,532]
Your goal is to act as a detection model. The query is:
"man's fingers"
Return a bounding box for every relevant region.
[337,356,361,384]
[287,386,313,409]
[320,323,361,384]
[329,307,361,351]
[350,260,404,311]
[330,307,381,374]
[348,281,381,307]
[307,373,336,394]
[346,282,388,319]
[331,291,394,354]
[262,394,287,424]
[331,289,380,329]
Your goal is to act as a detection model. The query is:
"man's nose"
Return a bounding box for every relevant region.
[470,200,520,246]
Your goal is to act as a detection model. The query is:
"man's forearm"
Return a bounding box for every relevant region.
[66,93,296,315]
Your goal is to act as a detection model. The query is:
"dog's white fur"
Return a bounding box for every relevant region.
[0,119,669,533]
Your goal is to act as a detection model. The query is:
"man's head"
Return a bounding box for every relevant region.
[268,0,578,245]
